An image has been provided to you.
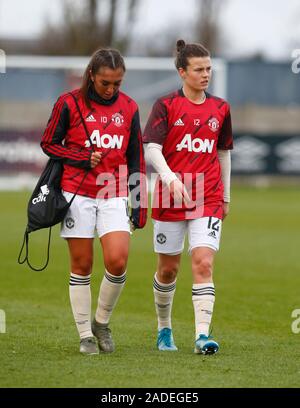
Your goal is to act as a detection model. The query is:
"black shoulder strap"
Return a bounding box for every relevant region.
[68,92,94,151]
[18,228,52,272]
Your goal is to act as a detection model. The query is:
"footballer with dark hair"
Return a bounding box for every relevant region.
[41,48,147,355]
[143,39,233,355]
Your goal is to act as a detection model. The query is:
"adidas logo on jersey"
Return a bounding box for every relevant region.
[86,114,96,122]
[208,231,217,239]
[174,118,185,126]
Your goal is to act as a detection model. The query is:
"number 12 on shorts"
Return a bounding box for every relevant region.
[207,217,220,232]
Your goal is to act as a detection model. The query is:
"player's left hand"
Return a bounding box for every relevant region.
[129,218,136,233]
[223,202,230,220]
[90,151,102,168]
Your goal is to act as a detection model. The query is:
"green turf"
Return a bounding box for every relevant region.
[1,186,300,388]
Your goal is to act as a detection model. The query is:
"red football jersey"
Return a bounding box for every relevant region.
[143,89,233,221]
[41,88,147,228]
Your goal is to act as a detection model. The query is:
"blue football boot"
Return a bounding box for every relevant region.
[194,334,219,355]
[157,328,178,351]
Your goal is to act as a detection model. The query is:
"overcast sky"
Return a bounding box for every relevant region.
[0,0,299,59]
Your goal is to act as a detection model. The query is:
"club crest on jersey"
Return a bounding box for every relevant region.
[208,117,220,133]
[111,112,124,127]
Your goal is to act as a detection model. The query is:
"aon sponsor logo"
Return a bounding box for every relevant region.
[85,130,124,149]
[176,134,214,153]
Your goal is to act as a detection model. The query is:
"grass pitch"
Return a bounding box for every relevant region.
[0,186,300,388]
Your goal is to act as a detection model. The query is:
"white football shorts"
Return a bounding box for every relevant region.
[61,191,131,238]
[153,217,222,255]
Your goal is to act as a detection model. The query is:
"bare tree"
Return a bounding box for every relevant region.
[194,0,227,55]
[87,0,99,48]
[39,0,139,55]
[103,0,117,45]
[88,0,98,26]
[117,0,139,50]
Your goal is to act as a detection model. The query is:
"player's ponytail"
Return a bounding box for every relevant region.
[176,39,186,53]
[175,39,210,70]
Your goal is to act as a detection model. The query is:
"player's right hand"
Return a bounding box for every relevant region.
[90,151,102,168]
[169,179,191,207]
[223,202,230,220]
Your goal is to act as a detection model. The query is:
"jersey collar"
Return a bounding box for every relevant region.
[178,88,210,99]
[88,86,119,106]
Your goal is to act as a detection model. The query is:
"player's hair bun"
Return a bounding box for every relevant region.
[176,39,186,53]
